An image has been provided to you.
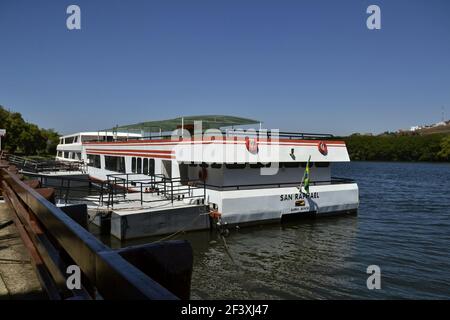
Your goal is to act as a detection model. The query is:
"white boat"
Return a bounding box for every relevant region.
[54,116,359,238]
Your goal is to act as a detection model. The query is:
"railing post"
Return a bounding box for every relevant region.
[171,180,173,204]
[203,180,206,204]
[99,182,104,206]
[65,179,71,204]
[140,183,143,206]
[113,177,117,207]
[59,178,64,200]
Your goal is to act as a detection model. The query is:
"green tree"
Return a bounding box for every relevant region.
[438,135,450,161]
[0,105,60,155]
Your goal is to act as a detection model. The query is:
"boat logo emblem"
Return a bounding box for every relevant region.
[245,137,258,154]
[318,141,328,155]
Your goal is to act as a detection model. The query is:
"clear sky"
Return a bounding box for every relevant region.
[1,0,449,135]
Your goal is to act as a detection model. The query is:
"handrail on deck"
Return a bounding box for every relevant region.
[105,173,206,208]
[114,130,334,142]
[0,167,183,300]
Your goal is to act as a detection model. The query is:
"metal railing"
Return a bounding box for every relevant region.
[6,154,86,173]
[24,172,114,206]
[0,167,183,300]
[202,177,356,191]
[106,173,206,208]
[89,130,335,142]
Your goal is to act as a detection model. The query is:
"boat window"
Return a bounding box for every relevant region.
[65,137,75,144]
[225,163,246,169]
[143,158,149,175]
[132,157,136,173]
[188,163,197,167]
[249,163,264,168]
[200,163,209,168]
[137,157,142,173]
[87,154,101,168]
[149,158,155,175]
[211,163,222,169]
[315,162,330,167]
[105,156,125,173]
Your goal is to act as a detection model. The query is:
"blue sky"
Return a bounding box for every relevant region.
[1,0,449,135]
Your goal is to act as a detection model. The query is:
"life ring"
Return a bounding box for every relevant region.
[318,141,328,155]
[245,137,258,154]
[199,167,208,181]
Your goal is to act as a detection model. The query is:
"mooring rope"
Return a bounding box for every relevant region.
[150,212,209,244]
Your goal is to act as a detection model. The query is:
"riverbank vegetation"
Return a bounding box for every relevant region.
[0,106,59,155]
[343,133,450,162]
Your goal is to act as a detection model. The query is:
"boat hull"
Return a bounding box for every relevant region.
[206,183,359,225]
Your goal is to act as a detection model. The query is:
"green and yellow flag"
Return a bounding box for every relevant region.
[299,155,311,195]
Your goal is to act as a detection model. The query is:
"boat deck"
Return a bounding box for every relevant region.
[82,190,204,215]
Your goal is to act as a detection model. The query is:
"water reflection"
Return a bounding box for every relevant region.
[90,162,450,299]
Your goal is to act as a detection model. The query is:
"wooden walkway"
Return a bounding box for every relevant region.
[0,202,45,300]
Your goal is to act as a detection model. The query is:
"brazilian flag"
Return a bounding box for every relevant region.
[300,156,311,195]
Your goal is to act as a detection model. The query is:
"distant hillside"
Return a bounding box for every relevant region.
[415,122,450,135]
[343,132,450,162]
[112,115,259,132]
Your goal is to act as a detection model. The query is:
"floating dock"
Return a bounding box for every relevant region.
[87,191,210,240]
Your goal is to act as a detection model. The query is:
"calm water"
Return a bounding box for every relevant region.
[118,162,450,299]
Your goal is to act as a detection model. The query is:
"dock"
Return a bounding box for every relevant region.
[0,158,194,300]
[0,203,45,299]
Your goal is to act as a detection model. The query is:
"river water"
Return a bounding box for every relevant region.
[116,162,450,299]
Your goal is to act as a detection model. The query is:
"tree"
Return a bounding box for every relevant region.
[438,136,450,161]
[0,105,60,155]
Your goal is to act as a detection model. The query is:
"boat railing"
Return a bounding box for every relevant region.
[223,130,334,140]
[23,172,206,209]
[6,154,85,173]
[111,130,334,142]
[202,177,355,191]
[24,172,114,205]
[106,173,206,209]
